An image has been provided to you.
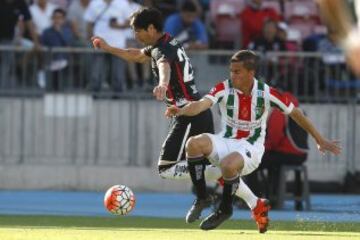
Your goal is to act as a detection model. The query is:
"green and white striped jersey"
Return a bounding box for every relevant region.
[205,78,294,150]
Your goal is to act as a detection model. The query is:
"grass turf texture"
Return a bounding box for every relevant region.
[0,215,359,240]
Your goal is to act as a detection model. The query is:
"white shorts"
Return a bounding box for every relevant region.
[204,133,264,176]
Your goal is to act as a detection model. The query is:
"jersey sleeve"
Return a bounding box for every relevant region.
[269,87,294,114]
[204,82,225,105]
[151,45,177,63]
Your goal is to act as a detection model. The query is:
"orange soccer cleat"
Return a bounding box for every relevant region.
[251,198,271,233]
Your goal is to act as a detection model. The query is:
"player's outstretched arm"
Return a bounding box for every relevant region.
[289,108,342,155]
[165,97,213,118]
[91,36,149,63]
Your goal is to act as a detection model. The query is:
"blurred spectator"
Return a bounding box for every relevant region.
[41,8,74,51]
[0,0,40,89]
[198,0,210,12]
[248,19,286,52]
[67,0,90,46]
[41,8,74,91]
[245,92,308,210]
[123,0,152,91]
[316,32,356,92]
[177,0,203,17]
[249,19,286,87]
[142,0,178,19]
[302,33,325,52]
[164,0,208,50]
[317,33,345,62]
[30,0,59,36]
[84,0,131,94]
[240,0,282,48]
[277,22,299,52]
[0,0,39,46]
[30,0,59,88]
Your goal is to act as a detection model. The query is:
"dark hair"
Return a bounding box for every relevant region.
[181,1,197,12]
[230,50,259,71]
[52,8,66,17]
[130,7,163,32]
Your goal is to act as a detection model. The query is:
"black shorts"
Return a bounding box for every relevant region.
[158,109,214,166]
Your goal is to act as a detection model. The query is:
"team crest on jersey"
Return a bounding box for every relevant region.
[257,90,265,97]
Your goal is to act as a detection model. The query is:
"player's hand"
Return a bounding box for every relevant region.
[91,36,108,50]
[316,139,342,155]
[153,84,167,101]
[165,106,181,118]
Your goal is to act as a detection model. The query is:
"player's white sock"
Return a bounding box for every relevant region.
[236,178,258,210]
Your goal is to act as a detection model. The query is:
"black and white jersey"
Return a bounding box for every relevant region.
[143,33,201,107]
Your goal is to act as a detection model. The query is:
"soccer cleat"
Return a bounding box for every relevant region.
[200,209,232,230]
[185,196,213,223]
[252,198,271,233]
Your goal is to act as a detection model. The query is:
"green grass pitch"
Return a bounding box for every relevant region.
[0,215,359,240]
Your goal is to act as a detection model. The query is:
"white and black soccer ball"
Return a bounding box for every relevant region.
[104,185,136,215]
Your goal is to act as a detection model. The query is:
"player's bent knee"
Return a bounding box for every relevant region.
[220,157,243,176]
[220,160,234,172]
[185,136,198,148]
[185,134,211,154]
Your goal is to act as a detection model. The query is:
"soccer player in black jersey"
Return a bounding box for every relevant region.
[91,7,223,193]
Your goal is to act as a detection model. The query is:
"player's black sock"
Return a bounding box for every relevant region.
[219,175,239,214]
[187,156,207,199]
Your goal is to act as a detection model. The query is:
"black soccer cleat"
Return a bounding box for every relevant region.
[185,196,213,223]
[200,209,232,230]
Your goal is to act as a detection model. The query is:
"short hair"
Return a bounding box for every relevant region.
[52,8,66,17]
[181,1,197,12]
[230,50,259,71]
[130,7,163,32]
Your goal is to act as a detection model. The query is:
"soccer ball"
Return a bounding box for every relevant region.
[104,185,136,215]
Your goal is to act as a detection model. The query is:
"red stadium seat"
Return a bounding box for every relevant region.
[210,0,244,47]
[214,16,242,43]
[262,0,281,15]
[210,0,245,20]
[284,0,320,22]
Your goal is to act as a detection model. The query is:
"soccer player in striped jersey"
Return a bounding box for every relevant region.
[166,50,342,232]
